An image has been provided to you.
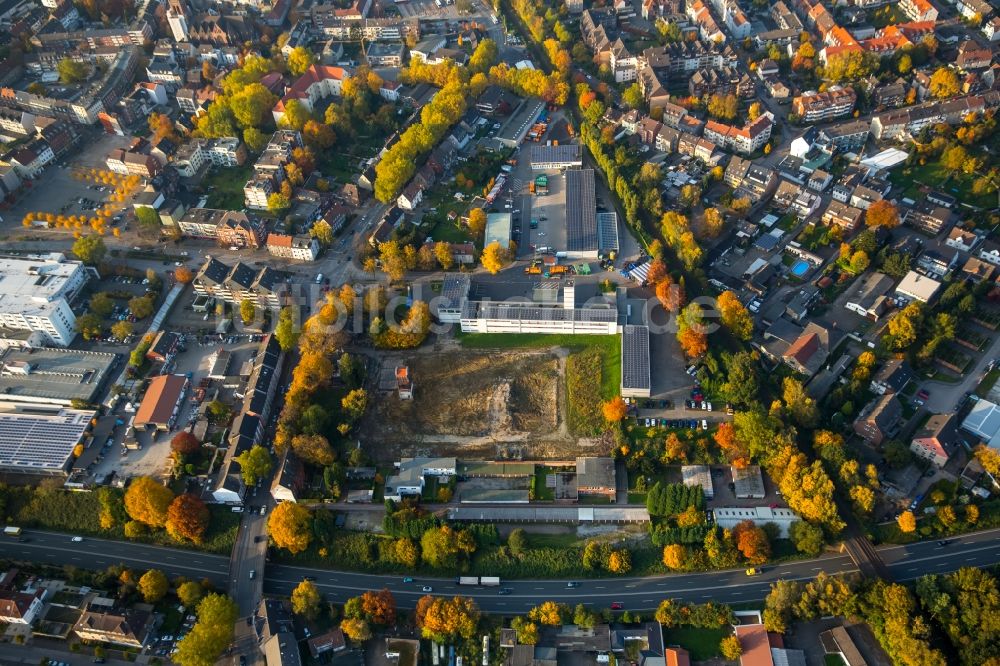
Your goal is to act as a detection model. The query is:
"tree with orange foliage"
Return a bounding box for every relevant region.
[714,423,750,467]
[171,432,201,456]
[732,520,770,564]
[865,199,900,229]
[602,397,628,422]
[662,544,686,570]
[360,588,397,625]
[415,595,480,643]
[174,266,194,283]
[655,277,686,313]
[165,494,210,543]
[646,259,667,285]
[268,502,313,554]
[676,303,707,358]
[528,601,567,626]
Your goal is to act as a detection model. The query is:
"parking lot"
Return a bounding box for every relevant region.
[1,132,132,239]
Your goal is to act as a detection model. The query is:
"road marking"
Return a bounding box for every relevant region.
[533,587,544,591]
[731,591,742,595]
[965,557,977,562]
[779,571,792,575]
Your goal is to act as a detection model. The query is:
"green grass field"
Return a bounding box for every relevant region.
[889,162,996,210]
[204,165,253,210]
[458,333,621,400]
[661,625,729,660]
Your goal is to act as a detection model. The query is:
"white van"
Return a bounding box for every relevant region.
[314,273,324,284]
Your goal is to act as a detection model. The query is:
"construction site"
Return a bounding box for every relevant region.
[360,349,589,460]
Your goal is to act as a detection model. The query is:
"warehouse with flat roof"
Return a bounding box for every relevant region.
[485,212,512,249]
[565,169,599,258]
[621,325,651,398]
[530,143,583,170]
[0,403,95,475]
[0,347,117,406]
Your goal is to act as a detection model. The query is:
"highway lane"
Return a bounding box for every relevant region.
[0,531,230,587]
[4,528,1000,614]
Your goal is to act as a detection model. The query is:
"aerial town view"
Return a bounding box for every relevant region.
[0,0,1000,663]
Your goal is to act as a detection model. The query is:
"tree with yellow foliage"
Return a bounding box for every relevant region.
[607,548,631,574]
[662,544,687,570]
[268,502,313,554]
[124,476,175,528]
[601,397,628,422]
[717,291,753,340]
[415,595,480,643]
[897,510,917,533]
[481,241,510,274]
[528,601,567,626]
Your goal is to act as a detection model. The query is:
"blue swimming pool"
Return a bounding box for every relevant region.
[791,260,810,277]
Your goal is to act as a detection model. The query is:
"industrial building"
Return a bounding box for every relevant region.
[133,374,188,431]
[530,143,583,170]
[460,281,618,335]
[0,403,95,475]
[0,347,117,406]
[621,325,651,398]
[484,212,513,249]
[565,169,599,259]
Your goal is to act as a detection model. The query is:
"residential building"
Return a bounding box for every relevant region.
[962,256,995,283]
[0,253,92,347]
[870,359,912,396]
[822,200,863,232]
[900,0,938,22]
[850,185,883,210]
[782,321,837,377]
[216,212,266,249]
[397,181,423,210]
[703,114,773,154]
[74,605,152,648]
[945,227,978,252]
[854,393,901,445]
[956,0,993,22]
[870,91,1000,140]
[272,65,348,123]
[957,40,993,70]
[193,256,287,310]
[609,39,638,83]
[911,413,960,468]
[844,271,894,320]
[106,147,160,178]
[0,589,45,625]
[904,202,951,236]
[792,86,857,122]
[978,240,1000,266]
[384,457,456,501]
[267,233,319,261]
[576,456,616,498]
[365,41,405,67]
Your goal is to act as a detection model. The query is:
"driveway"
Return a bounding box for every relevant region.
[922,331,1000,412]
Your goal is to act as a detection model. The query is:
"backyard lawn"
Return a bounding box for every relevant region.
[204,165,253,210]
[660,626,729,661]
[889,162,996,209]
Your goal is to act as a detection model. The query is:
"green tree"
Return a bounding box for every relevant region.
[622,83,644,109]
[177,581,203,607]
[240,298,256,325]
[57,58,90,84]
[469,38,499,74]
[230,83,279,129]
[75,313,103,341]
[72,235,107,265]
[234,445,272,486]
[268,192,291,214]
[128,295,155,320]
[138,569,168,603]
[280,98,312,130]
[287,46,316,77]
[420,525,476,568]
[291,579,321,618]
[788,520,824,556]
[173,594,239,666]
[929,67,960,98]
[243,127,268,153]
[89,292,114,318]
[274,306,299,350]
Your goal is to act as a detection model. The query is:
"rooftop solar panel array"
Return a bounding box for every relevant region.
[565,169,598,252]
[621,325,650,391]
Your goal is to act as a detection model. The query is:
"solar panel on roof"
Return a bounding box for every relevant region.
[565,169,598,252]
[621,325,650,390]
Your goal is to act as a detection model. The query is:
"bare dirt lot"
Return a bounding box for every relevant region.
[361,349,579,460]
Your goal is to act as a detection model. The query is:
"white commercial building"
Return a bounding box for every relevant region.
[0,254,93,347]
[895,270,941,303]
[460,281,618,335]
[712,506,800,537]
[962,398,1000,448]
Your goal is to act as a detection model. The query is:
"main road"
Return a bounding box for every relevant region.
[3,528,1000,614]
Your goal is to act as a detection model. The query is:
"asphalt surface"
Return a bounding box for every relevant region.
[5,528,1000,615]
